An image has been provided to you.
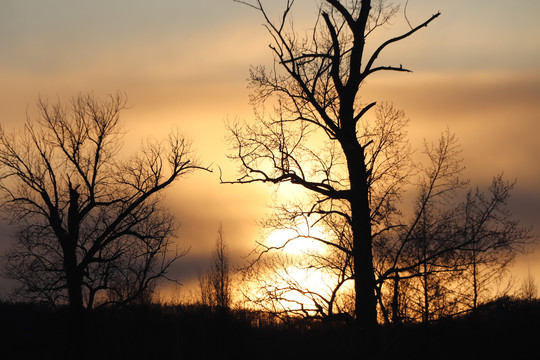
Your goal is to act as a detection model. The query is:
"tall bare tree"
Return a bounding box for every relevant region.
[374,131,468,323]
[457,176,531,310]
[375,134,533,323]
[226,0,440,327]
[0,93,207,314]
[211,224,232,310]
[199,224,231,310]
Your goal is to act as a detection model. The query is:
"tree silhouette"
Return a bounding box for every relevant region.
[456,177,532,310]
[199,224,232,310]
[375,134,533,322]
[375,131,469,323]
[0,93,207,314]
[521,265,538,301]
[226,0,439,327]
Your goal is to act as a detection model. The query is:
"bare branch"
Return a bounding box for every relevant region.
[363,11,441,76]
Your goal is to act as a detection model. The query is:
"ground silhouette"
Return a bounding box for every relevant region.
[1,297,538,359]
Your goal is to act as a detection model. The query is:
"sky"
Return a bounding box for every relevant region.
[0,0,539,299]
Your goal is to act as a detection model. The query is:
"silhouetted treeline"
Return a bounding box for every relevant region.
[1,297,538,360]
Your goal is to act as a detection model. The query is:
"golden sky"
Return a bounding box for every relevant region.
[0,0,539,295]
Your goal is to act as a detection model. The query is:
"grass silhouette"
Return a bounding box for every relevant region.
[1,297,538,359]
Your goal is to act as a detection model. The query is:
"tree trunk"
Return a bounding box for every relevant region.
[65,253,84,314]
[352,216,377,327]
[345,142,377,329]
[63,240,85,358]
[65,184,84,314]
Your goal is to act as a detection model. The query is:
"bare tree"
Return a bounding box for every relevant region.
[374,131,468,323]
[520,265,538,301]
[234,102,415,324]
[199,271,213,307]
[199,224,231,310]
[211,224,232,310]
[233,96,533,325]
[0,93,207,314]
[374,134,533,323]
[457,177,533,310]
[226,0,440,327]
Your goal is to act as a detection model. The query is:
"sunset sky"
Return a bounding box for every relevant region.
[0,0,539,298]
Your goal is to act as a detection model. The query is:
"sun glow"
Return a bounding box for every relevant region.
[247,263,355,317]
[250,221,355,316]
[265,222,329,257]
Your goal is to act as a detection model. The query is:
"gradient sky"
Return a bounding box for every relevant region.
[0,0,539,298]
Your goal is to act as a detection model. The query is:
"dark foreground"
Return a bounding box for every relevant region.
[1,297,539,360]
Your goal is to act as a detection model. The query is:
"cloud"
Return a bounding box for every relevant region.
[365,70,540,187]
